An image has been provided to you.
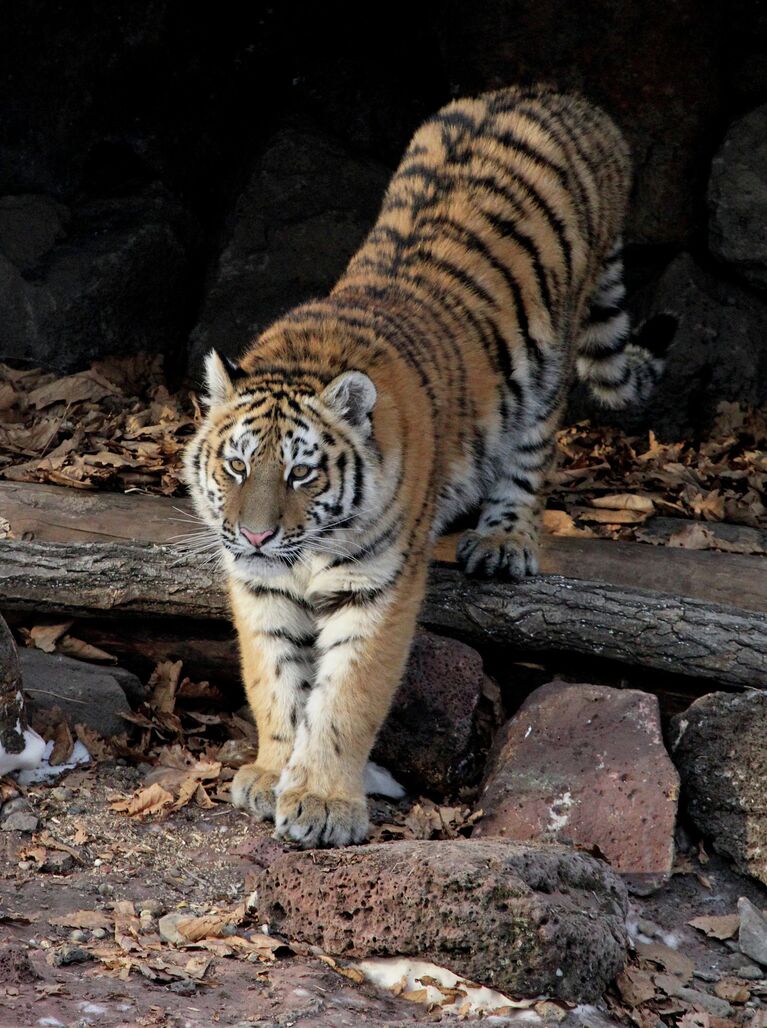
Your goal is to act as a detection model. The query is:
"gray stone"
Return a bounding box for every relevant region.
[372,630,494,795]
[474,681,679,894]
[21,649,133,738]
[671,691,767,886]
[255,839,629,1003]
[0,186,193,372]
[738,898,767,968]
[49,944,92,966]
[188,128,389,371]
[709,104,767,291]
[0,811,39,833]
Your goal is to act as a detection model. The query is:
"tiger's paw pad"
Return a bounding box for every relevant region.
[457,529,539,581]
[230,765,280,821]
[274,789,369,849]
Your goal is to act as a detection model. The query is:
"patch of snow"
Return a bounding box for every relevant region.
[364,760,406,799]
[78,1003,108,1015]
[16,739,90,785]
[355,956,543,1020]
[0,726,46,776]
[524,725,532,739]
[37,1019,65,1027]
[546,791,573,833]
[660,930,680,950]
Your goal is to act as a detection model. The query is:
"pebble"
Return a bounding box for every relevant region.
[676,987,733,1018]
[17,860,33,871]
[97,883,115,897]
[50,786,74,802]
[43,852,75,874]
[137,898,165,917]
[736,964,765,980]
[91,928,107,940]
[49,945,92,966]
[169,979,197,995]
[69,930,87,943]
[637,917,664,939]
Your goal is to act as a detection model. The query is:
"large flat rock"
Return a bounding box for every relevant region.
[255,839,629,1003]
[671,691,767,887]
[474,681,679,894]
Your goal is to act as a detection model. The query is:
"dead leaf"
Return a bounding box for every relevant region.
[591,493,655,513]
[49,910,113,931]
[110,782,174,819]
[58,636,117,663]
[688,914,740,941]
[615,966,656,1007]
[543,509,596,538]
[27,371,118,410]
[636,942,694,983]
[114,900,144,954]
[570,505,651,524]
[149,660,183,714]
[49,719,74,766]
[27,621,73,653]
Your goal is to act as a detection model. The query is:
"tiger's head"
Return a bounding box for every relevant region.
[183,350,380,580]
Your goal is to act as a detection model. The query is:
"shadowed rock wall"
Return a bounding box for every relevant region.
[2,1,766,433]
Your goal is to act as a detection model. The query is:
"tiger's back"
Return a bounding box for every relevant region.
[186,87,673,847]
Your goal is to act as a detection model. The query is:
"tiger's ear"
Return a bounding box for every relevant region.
[203,349,244,406]
[321,371,377,429]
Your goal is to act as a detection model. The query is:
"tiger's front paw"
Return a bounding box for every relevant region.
[230,764,280,821]
[457,528,539,581]
[274,788,369,848]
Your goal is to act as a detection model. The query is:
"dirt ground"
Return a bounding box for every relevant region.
[2,757,767,1028]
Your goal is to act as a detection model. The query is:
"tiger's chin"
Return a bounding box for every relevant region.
[228,550,296,582]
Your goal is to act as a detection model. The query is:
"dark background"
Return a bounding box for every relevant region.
[2,0,766,436]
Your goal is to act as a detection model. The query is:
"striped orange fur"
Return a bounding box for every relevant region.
[184,85,674,847]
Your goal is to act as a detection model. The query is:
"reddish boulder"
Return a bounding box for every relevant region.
[255,839,629,1003]
[372,631,495,795]
[474,681,679,893]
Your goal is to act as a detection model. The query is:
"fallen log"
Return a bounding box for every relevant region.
[1,532,765,687]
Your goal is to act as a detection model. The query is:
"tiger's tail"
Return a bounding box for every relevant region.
[575,239,677,408]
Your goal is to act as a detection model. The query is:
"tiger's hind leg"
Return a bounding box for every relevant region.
[576,239,677,407]
[457,414,560,581]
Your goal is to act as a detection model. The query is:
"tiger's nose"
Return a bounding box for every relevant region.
[241,526,276,548]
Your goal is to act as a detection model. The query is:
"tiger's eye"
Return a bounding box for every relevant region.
[229,458,247,476]
[290,463,311,481]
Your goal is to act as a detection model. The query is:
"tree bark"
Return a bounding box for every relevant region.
[1,536,765,688]
[0,613,45,775]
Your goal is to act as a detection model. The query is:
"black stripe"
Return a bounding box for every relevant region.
[313,587,386,617]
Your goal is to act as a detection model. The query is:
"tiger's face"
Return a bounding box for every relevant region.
[183,351,379,580]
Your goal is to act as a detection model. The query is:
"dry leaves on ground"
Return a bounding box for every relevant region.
[0,356,199,495]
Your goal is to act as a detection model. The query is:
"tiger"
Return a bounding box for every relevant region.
[183,85,676,849]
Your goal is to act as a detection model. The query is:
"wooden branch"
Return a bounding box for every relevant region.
[2,532,766,688]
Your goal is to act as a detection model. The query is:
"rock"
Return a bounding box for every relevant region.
[255,839,629,1003]
[158,912,188,945]
[474,681,679,894]
[671,691,767,886]
[0,195,69,268]
[709,104,767,291]
[48,944,92,967]
[372,631,493,794]
[42,851,75,875]
[738,898,767,968]
[21,650,134,738]
[187,128,390,370]
[137,898,165,917]
[0,811,39,833]
[0,187,194,372]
